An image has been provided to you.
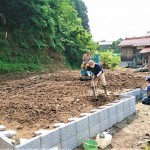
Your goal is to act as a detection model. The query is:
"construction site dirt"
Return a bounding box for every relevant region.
[0,69,148,139]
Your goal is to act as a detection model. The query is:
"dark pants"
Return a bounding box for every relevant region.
[142,96,150,105]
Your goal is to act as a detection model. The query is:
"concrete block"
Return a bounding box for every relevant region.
[88,111,100,127]
[135,89,141,100]
[53,123,65,128]
[127,89,140,95]
[80,113,90,117]
[129,96,136,107]
[140,89,146,99]
[89,123,100,138]
[136,94,140,100]
[20,138,28,145]
[0,130,16,138]
[122,99,130,110]
[15,136,41,150]
[124,108,130,118]
[134,89,141,97]
[130,106,136,115]
[77,129,90,146]
[35,129,51,136]
[76,116,89,133]
[100,119,109,132]
[40,128,60,150]
[99,107,109,122]
[116,101,123,113]
[109,116,117,127]
[0,137,14,150]
[108,104,117,117]
[61,135,77,150]
[122,89,141,100]
[68,117,79,122]
[119,94,130,99]
[60,122,77,141]
[0,125,5,131]
[90,109,100,113]
[117,112,124,123]
[47,144,61,150]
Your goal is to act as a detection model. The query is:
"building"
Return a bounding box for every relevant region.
[118,32,150,70]
[99,41,112,50]
[139,47,150,70]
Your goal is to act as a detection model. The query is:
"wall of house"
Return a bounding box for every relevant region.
[142,53,148,65]
[148,55,150,71]
[121,47,133,61]
[134,49,142,65]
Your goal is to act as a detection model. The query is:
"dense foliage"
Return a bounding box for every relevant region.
[0,0,97,73]
[71,0,90,32]
[100,50,121,69]
[112,39,122,54]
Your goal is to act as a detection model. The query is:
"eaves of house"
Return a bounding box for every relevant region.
[139,47,150,54]
[118,36,150,47]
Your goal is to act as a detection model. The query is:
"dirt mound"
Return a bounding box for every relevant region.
[0,69,147,138]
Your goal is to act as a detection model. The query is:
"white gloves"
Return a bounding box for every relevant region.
[87,71,91,76]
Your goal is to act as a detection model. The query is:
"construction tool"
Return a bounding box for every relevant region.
[91,78,99,100]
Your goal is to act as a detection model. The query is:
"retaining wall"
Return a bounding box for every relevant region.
[0,89,146,150]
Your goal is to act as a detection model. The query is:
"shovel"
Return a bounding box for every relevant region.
[91,78,99,100]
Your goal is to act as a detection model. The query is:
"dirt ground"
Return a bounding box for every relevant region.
[0,69,148,141]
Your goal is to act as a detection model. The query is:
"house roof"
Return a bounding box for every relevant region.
[99,41,112,46]
[118,36,150,47]
[139,47,150,54]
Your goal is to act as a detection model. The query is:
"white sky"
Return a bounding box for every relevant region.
[82,0,150,42]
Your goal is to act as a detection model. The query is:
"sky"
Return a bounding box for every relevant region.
[82,0,150,42]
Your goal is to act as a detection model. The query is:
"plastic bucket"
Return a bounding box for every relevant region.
[83,139,98,150]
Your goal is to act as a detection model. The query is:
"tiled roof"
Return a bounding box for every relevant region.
[118,36,150,47]
[139,47,150,54]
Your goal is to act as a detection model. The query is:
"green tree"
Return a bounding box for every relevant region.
[0,0,97,72]
[71,0,90,32]
[112,39,122,53]
[100,50,121,69]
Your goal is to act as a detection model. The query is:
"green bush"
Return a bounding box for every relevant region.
[0,0,98,72]
[99,50,121,69]
[0,60,42,74]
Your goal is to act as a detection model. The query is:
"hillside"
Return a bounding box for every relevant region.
[0,0,97,73]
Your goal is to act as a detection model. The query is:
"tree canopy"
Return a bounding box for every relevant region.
[71,0,90,32]
[0,0,98,72]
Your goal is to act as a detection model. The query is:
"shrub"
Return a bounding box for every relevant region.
[99,50,121,69]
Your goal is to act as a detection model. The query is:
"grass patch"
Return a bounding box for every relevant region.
[0,61,42,74]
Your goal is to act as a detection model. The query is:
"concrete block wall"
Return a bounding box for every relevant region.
[119,88,141,100]
[140,89,146,99]
[0,89,143,150]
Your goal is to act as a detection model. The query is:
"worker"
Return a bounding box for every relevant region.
[142,76,150,105]
[86,60,107,96]
[82,50,91,63]
[81,50,91,70]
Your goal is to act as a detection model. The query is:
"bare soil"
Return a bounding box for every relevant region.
[0,69,148,139]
